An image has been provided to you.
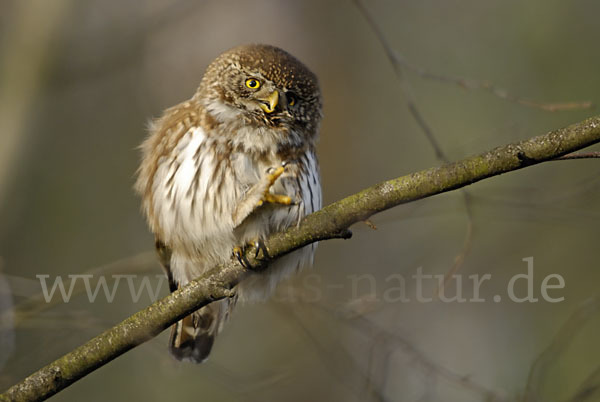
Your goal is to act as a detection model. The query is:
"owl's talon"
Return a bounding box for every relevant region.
[253,241,260,258]
[232,246,251,269]
[266,165,285,180]
[263,193,292,205]
[255,165,291,206]
[254,239,270,259]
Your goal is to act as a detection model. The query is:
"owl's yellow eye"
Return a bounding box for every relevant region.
[288,95,296,106]
[245,78,261,89]
[286,92,297,107]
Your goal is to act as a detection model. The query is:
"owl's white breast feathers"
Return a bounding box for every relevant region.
[303,150,321,214]
[169,126,206,201]
[152,126,236,258]
[150,123,321,292]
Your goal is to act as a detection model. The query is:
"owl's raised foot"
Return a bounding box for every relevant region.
[232,162,294,227]
[257,165,292,207]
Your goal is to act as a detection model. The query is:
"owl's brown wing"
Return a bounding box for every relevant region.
[155,237,213,360]
[154,238,177,293]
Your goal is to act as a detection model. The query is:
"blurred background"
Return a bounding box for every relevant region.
[1,0,600,401]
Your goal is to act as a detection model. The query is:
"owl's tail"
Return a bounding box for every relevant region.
[169,298,234,363]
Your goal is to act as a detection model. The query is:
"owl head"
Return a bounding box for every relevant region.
[195,44,322,145]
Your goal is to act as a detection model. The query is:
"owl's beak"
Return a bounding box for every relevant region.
[258,90,279,114]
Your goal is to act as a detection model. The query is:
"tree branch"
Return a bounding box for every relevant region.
[2,116,600,401]
[555,151,600,160]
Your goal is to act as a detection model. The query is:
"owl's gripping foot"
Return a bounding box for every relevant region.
[232,246,251,269]
[257,165,292,207]
[253,238,270,260]
[232,239,270,269]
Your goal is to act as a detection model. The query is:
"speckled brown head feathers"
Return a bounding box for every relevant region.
[195,44,322,142]
[199,44,320,101]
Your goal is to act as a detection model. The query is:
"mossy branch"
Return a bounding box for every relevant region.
[3,116,600,402]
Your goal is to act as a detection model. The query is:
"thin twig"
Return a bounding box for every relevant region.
[12,252,157,326]
[273,302,389,402]
[400,58,593,112]
[354,0,474,296]
[565,365,600,402]
[524,297,600,402]
[316,302,505,401]
[555,152,600,160]
[353,1,592,113]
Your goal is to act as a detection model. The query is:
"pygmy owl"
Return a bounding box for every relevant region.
[135,44,322,362]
